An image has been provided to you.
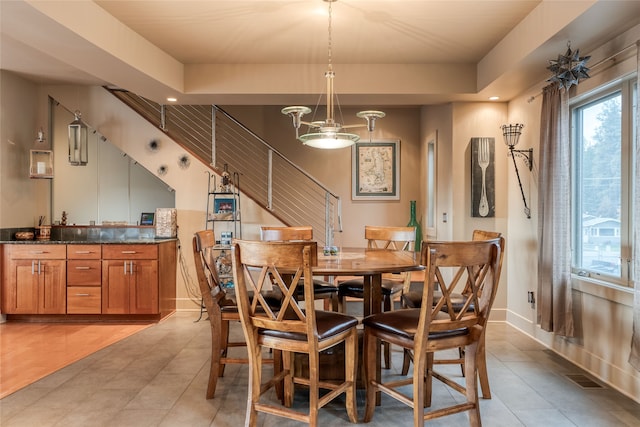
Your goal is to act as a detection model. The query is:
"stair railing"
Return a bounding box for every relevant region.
[107,88,341,247]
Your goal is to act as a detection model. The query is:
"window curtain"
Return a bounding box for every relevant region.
[629,40,640,370]
[537,83,574,336]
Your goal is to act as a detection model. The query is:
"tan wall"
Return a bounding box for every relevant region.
[223,105,423,247]
[0,71,50,228]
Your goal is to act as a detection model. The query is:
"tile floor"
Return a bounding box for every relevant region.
[1,312,639,426]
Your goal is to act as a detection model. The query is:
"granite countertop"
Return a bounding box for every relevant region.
[0,238,176,244]
[1,225,177,244]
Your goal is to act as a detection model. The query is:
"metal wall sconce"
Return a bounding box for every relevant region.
[68,110,88,165]
[501,123,532,218]
[35,127,46,143]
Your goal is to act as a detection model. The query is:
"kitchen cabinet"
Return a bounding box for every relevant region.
[67,245,101,314]
[2,244,66,314]
[1,240,176,320]
[102,244,158,314]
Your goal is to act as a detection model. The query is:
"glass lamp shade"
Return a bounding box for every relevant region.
[298,131,360,149]
[68,110,88,165]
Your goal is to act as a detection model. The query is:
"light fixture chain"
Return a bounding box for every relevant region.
[327,0,332,69]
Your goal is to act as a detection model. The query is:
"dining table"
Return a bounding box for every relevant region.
[312,247,424,403]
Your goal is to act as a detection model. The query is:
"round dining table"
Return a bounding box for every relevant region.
[314,247,423,317]
[313,247,424,403]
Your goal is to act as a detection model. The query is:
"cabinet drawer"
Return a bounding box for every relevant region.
[67,245,101,259]
[67,286,101,314]
[67,260,101,286]
[102,245,157,260]
[7,244,66,259]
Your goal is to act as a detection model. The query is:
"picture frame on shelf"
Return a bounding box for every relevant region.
[351,139,400,200]
[214,198,235,213]
[140,212,155,225]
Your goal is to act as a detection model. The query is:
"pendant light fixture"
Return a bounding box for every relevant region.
[68,110,88,165]
[282,0,384,149]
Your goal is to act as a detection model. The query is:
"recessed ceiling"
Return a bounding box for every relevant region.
[1,1,639,106]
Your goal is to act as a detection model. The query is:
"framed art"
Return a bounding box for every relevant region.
[214,198,235,213]
[140,212,155,226]
[470,137,495,217]
[351,140,400,200]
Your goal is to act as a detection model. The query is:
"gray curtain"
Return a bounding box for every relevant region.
[537,83,574,336]
[629,41,640,370]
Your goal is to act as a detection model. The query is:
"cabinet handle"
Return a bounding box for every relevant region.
[75,266,91,270]
[124,261,128,275]
[30,251,46,254]
[74,250,91,254]
[130,260,134,274]
[121,251,137,254]
[32,260,35,275]
[38,260,41,275]
[74,293,91,297]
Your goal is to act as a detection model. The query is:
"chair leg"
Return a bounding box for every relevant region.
[283,351,295,407]
[383,295,391,369]
[207,313,223,399]
[344,329,358,423]
[218,318,230,377]
[308,350,320,427]
[363,330,378,423]
[477,330,491,399]
[402,348,413,376]
[246,350,262,427]
[414,352,428,427]
[425,352,434,408]
[206,322,220,399]
[464,341,481,427]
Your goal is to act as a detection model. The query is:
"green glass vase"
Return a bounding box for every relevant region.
[407,200,422,252]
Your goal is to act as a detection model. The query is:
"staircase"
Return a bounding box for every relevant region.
[107,88,341,247]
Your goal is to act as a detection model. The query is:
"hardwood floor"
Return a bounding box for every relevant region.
[0,322,151,398]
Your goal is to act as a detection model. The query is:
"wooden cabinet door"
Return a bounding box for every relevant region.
[102,260,130,314]
[129,260,158,314]
[39,260,66,314]
[2,259,65,314]
[3,260,39,314]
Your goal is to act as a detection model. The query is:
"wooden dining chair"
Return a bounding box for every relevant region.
[260,225,339,311]
[231,239,359,427]
[362,238,502,426]
[400,229,504,400]
[336,225,416,367]
[192,230,280,399]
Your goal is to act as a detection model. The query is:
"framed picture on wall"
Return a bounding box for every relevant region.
[351,140,400,200]
[470,137,495,217]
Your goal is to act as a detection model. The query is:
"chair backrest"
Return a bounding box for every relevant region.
[260,225,313,242]
[231,240,319,344]
[472,229,501,242]
[365,225,415,251]
[415,239,501,351]
[193,230,229,314]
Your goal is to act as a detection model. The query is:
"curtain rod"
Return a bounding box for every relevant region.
[527,40,638,103]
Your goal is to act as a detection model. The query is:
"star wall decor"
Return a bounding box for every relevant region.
[547,44,591,90]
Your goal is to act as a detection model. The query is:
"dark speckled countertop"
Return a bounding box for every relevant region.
[0,226,176,244]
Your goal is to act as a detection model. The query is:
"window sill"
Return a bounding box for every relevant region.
[571,274,633,307]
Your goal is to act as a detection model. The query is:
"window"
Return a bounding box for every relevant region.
[571,78,636,286]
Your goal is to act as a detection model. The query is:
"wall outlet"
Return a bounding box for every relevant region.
[527,291,535,308]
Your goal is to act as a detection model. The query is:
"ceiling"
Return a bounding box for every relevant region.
[1,1,639,106]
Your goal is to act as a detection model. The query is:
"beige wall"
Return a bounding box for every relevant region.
[0,71,50,228]
[223,105,423,247]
